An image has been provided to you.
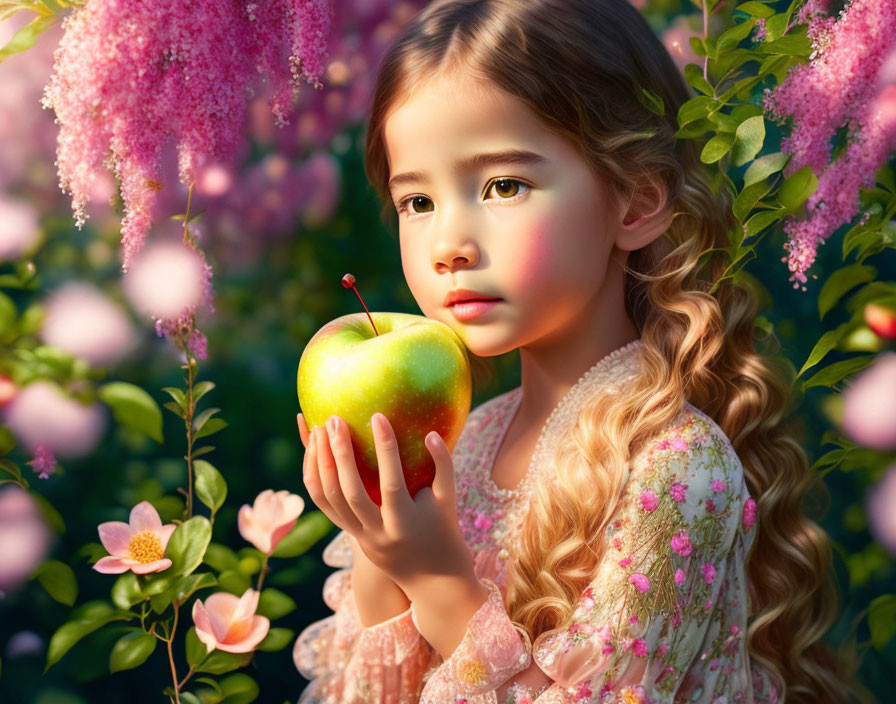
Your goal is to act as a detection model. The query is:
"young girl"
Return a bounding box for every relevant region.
[292,1,869,702]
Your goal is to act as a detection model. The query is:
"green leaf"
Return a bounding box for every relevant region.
[193,380,216,404]
[638,87,665,115]
[196,418,228,440]
[141,516,211,595]
[109,631,156,673]
[218,673,260,704]
[0,425,15,455]
[186,627,209,666]
[776,166,817,212]
[730,116,765,167]
[743,151,789,187]
[683,64,713,96]
[742,208,784,239]
[733,179,773,222]
[675,118,715,139]
[99,382,164,444]
[717,17,757,52]
[193,445,216,458]
[216,569,252,596]
[0,14,56,63]
[161,386,187,409]
[759,33,811,56]
[149,572,217,614]
[801,356,876,391]
[196,650,253,675]
[31,492,65,534]
[163,401,186,419]
[45,601,134,671]
[818,265,877,321]
[111,572,145,610]
[869,594,896,651]
[272,511,333,559]
[256,627,294,652]
[179,694,202,704]
[194,460,227,514]
[736,1,776,18]
[0,457,24,483]
[797,326,849,378]
[204,543,240,572]
[700,132,736,164]
[32,560,78,606]
[677,96,717,127]
[257,588,296,620]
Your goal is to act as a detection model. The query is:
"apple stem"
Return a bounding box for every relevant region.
[341,273,379,336]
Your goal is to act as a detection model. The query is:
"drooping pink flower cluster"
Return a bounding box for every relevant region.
[26,444,57,480]
[40,0,334,271]
[763,0,896,288]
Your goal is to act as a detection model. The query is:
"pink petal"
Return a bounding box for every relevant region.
[93,555,135,574]
[216,615,270,653]
[98,521,133,556]
[131,558,172,574]
[232,589,260,624]
[269,519,296,553]
[204,592,239,640]
[156,524,177,550]
[129,501,162,532]
[192,600,218,654]
[238,505,269,554]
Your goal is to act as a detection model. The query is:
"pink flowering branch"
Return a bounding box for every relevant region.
[40,0,334,271]
[763,0,896,288]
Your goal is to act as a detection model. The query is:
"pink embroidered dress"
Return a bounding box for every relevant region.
[293,339,783,704]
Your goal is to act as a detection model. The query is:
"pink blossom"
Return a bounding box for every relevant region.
[867,460,896,556]
[93,501,176,574]
[670,482,688,502]
[40,282,136,366]
[674,568,686,584]
[638,489,658,512]
[40,0,333,271]
[575,680,592,701]
[473,511,494,531]
[711,479,726,492]
[123,239,209,319]
[661,15,701,74]
[0,487,53,596]
[238,489,305,555]
[192,588,270,654]
[710,658,720,671]
[26,445,57,480]
[629,573,650,592]
[705,499,717,513]
[633,638,648,657]
[658,642,670,656]
[671,530,693,556]
[763,0,896,287]
[619,555,633,568]
[842,353,896,450]
[702,562,716,584]
[0,195,40,261]
[670,436,688,452]
[742,497,757,530]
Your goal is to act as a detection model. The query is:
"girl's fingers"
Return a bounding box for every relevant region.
[371,413,414,519]
[316,423,364,534]
[297,413,310,449]
[326,416,381,528]
[302,428,344,532]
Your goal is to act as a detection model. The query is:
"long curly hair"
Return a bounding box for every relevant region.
[362,1,873,701]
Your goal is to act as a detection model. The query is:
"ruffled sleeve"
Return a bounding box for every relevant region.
[293,530,439,703]
[527,410,751,702]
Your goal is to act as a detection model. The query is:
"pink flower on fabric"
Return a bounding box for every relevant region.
[238,489,305,555]
[630,573,650,592]
[655,438,670,450]
[658,642,670,656]
[633,638,648,657]
[638,489,659,512]
[575,681,592,701]
[619,556,633,568]
[705,499,717,513]
[93,501,176,574]
[711,479,726,492]
[671,530,693,556]
[612,536,624,550]
[674,568,686,584]
[670,436,688,452]
[26,444,57,480]
[191,588,270,654]
[710,658,720,671]
[743,497,757,530]
[473,511,493,531]
[702,562,716,584]
[670,482,688,502]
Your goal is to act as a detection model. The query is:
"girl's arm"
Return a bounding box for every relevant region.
[348,533,413,626]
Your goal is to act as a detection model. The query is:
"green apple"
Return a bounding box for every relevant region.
[297,311,472,506]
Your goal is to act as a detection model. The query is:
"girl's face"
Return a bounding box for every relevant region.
[383,70,630,358]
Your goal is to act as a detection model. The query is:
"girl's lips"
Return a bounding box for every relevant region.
[448,299,502,321]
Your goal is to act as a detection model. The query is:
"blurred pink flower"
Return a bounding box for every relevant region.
[300,152,341,228]
[40,281,136,366]
[26,444,57,480]
[123,239,210,320]
[0,486,53,597]
[661,15,701,74]
[763,0,896,288]
[238,489,305,555]
[40,0,334,271]
[867,460,896,556]
[842,353,896,450]
[0,195,40,262]
[2,380,105,459]
[192,588,270,654]
[93,501,176,575]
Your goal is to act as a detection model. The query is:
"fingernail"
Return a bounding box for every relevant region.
[327,416,337,435]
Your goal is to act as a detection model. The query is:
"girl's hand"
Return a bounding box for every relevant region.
[297,411,474,594]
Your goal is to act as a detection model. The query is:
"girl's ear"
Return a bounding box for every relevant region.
[615,175,674,252]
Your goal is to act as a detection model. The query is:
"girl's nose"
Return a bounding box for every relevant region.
[431,214,480,274]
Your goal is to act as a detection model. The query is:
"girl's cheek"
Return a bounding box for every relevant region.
[504,219,557,293]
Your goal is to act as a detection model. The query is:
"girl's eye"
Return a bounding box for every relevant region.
[396,177,531,216]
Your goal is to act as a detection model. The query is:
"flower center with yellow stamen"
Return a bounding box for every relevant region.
[458,660,486,686]
[128,530,164,564]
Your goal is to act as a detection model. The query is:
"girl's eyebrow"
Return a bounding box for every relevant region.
[388,149,548,194]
